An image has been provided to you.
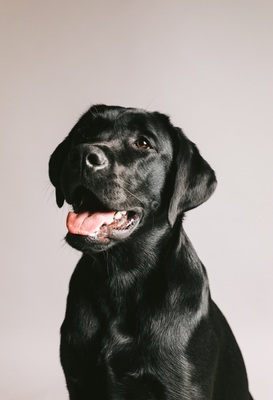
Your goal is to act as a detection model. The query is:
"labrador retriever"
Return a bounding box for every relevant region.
[49,104,252,399]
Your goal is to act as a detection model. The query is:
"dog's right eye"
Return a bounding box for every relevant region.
[135,137,152,150]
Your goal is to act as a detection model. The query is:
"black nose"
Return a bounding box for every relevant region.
[68,144,108,171]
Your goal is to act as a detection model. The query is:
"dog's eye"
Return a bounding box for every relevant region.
[135,137,152,150]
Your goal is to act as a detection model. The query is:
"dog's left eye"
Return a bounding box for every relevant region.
[135,137,152,150]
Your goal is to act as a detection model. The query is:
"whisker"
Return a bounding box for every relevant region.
[122,187,144,205]
[144,97,157,111]
[116,175,151,191]
[115,178,144,206]
[44,181,56,203]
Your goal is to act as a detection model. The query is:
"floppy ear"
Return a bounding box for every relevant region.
[48,137,71,208]
[168,128,217,226]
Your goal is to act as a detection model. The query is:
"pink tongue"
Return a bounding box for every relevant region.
[66,211,116,236]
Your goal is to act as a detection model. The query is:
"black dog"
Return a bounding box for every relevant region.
[49,105,252,399]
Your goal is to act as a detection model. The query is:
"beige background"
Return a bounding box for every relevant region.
[1,0,272,399]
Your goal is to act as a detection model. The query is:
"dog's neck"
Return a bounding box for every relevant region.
[82,217,209,315]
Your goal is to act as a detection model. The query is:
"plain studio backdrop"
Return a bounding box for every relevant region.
[0,1,272,399]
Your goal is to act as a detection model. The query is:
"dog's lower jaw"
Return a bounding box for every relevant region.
[65,209,169,254]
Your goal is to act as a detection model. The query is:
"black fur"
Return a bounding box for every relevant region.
[49,105,252,399]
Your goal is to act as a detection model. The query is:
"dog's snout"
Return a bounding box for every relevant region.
[68,144,108,171]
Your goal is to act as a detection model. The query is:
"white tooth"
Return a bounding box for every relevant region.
[114,212,123,220]
[114,211,127,220]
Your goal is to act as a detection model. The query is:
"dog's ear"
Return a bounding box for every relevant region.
[48,136,71,208]
[168,128,217,226]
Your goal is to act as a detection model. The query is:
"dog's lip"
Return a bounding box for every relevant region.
[66,208,142,243]
[65,186,143,242]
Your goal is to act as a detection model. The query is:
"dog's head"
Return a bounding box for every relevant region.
[49,105,216,252]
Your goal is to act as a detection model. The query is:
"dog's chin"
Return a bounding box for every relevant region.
[66,232,116,253]
[65,215,141,253]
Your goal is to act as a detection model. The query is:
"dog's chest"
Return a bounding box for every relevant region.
[98,318,197,399]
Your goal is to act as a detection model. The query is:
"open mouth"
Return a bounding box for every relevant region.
[66,187,141,243]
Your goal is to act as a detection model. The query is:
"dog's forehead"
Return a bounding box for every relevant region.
[74,107,173,152]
